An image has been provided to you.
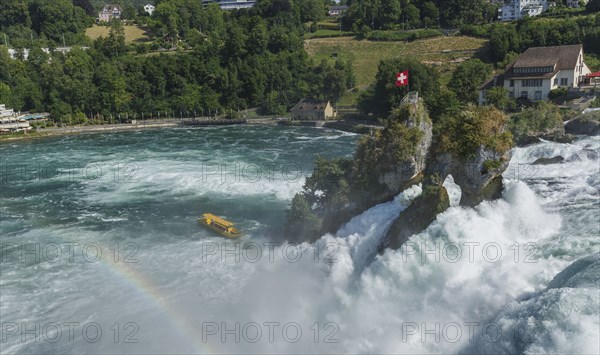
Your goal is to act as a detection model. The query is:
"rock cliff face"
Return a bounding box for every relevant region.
[285,102,513,250]
[509,102,567,146]
[428,146,511,207]
[382,105,512,250]
[565,111,600,136]
[317,102,433,239]
[383,184,450,251]
[378,104,433,193]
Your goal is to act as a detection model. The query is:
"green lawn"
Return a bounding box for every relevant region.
[305,35,488,106]
[305,35,489,89]
[86,24,151,43]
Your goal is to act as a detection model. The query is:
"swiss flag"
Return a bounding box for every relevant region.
[395,70,409,87]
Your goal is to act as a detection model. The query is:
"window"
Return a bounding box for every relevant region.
[520,91,528,99]
[510,80,514,87]
[522,79,543,87]
[554,78,558,86]
[560,78,568,86]
[513,66,553,74]
[534,91,542,100]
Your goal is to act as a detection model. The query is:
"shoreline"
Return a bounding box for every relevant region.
[0,117,377,144]
[0,118,280,144]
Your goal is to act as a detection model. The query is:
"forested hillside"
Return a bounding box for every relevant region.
[0,0,353,120]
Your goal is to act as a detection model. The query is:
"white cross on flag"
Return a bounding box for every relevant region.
[395,70,409,87]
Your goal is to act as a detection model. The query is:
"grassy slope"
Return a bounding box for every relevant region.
[304,36,488,105]
[86,25,150,43]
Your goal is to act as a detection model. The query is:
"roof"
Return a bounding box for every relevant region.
[329,5,349,11]
[203,213,234,227]
[291,99,330,113]
[479,74,505,90]
[101,4,122,12]
[587,72,600,78]
[510,45,583,70]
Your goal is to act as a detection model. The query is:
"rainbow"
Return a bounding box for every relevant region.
[96,244,218,354]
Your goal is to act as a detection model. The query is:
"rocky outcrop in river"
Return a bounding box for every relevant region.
[285,102,513,250]
[565,111,600,136]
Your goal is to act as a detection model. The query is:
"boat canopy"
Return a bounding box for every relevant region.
[202,213,234,227]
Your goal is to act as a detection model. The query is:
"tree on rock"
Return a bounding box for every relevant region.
[359,58,440,118]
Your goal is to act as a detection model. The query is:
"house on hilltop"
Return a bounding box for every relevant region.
[98,4,122,22]
[202,0,256,10]
[328,5,349,16]
[290,99,336,121]
[479,44,591,104]
[499,0,549,21]
[567,0,588,7]
[144,4,155,15]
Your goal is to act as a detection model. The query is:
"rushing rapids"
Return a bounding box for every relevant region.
[0,127,598,354]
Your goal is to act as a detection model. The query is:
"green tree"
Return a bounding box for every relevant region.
[359,58,440,117]
[0,0,31,30]
[484,87,511,110]
[587,0,600,12]
[284,193,322,243]
[0,82,12,105]
[449,59,492,103]
[420,1,439,28]
[28,0,91,44]
[72,0,95,17]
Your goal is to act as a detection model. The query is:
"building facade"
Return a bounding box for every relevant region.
[290,99,336,120]
[98,5,122,22]
[480,45,592,104]
[144,4,155,15]
[499,0,549,21]
[328,5,348,16]
[0,104,16,118]
[567,0,588,7]
[7,47,89,61]
[201,0,256,10]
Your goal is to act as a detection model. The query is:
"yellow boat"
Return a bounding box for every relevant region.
[199,213,243,239]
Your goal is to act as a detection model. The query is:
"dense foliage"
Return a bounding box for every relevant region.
[0,0,354,118]
[509,101,565,143]
[486,15,600,63]
[358,57,458,120]
[448,59,492,103]
[0,0,93,46]
[435,105,513,159]
[342,0,497,32]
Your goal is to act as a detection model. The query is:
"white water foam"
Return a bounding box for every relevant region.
[3,136,598,354]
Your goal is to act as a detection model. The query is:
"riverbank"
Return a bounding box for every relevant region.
[0,121,178,143]
[0,118,283,143]
[0,117,377,144]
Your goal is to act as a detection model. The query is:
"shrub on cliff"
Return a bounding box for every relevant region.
[354,102,430,190]
[436,105,513,159]
[284,157,353,243]
[509,102,565,144]
[284,194,322,243]
[302,157,354,212]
